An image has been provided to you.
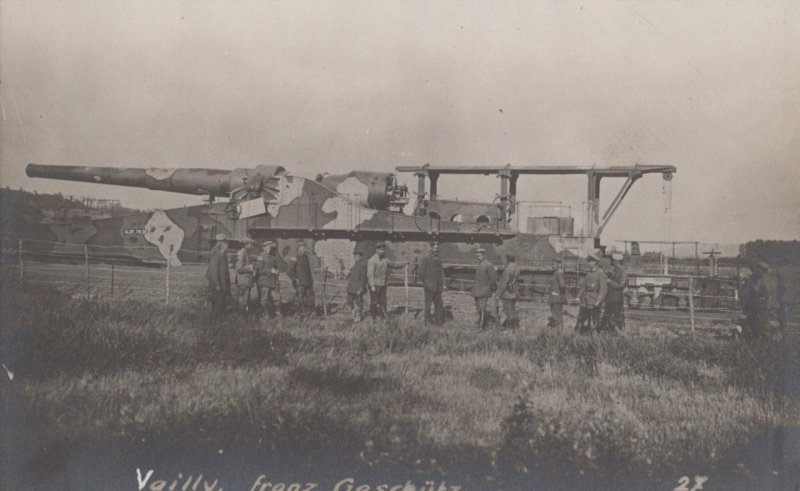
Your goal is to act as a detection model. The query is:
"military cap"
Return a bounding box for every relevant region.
[554,257,563,263]
[758,261,770,271]
[242,237,255,244]
[374,242,387,249]
[214,233,227,242]
[262,241,276,248]
[475,248,487,254]
[612,252,624,261]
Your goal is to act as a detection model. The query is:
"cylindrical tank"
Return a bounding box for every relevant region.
[527,217,561,235]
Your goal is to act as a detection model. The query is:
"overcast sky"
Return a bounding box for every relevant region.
[1,0,798,247]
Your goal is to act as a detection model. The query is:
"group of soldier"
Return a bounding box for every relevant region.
[207,234,632,331]
[206,234,412,320]
[568,252,628,334]
[543,251,628,334]
[205,233,295,319]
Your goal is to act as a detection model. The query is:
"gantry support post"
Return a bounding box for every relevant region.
[586,171,601,243]
[429,172,439,200]
[498,167,512,225]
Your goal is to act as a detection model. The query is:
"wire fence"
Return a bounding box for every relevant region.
[3,238,763,332]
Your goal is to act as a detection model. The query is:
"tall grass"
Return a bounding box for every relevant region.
[5,283,796,481]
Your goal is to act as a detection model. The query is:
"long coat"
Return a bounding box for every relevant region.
[288,254,314,287]
[579,267,607,307]
[346,258,369,294]
[206,245,231,292]
[256,255,281,289]
[417,253,445,292]
[235,248,254,287]
[472,259,497,298]
[497,262,519,299]
[548,269,567,304]
[605,266,628,304]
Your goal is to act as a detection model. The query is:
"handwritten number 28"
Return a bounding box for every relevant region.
[674,475,708,491]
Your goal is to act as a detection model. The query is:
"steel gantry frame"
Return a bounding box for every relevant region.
[396,164,676,245]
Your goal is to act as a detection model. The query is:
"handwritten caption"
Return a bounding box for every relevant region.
[137,469,461,491]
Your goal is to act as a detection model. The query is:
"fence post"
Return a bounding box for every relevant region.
[166,245,172,305]
[688,276,695,337]
[84,245,90,298]
[111,262,115,299]
[404,263,409,315]
[18,239,24,280]
[321,267,328,316]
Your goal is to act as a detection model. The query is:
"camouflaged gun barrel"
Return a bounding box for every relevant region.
[26,164,286,197]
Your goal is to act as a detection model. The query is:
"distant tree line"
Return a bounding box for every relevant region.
[739,240,800,267]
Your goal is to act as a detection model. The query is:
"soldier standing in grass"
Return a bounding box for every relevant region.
[575,252,607,334]
[345,250,368,320]
[601,253,628,332]
[288,243,315,317]
[742,261,777,340]
[367,242,408,319]
[206,233,231,319]
[548,257,567,329]
[496,254,519,328]
[472,248,497,329]
[235,238,257,313]
[256,241,282,318]
[417,242,446,325]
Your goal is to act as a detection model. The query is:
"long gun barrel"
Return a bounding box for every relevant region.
[26,163,285,197]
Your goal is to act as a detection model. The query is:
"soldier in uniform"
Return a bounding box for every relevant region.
[288,243,315,317]
[256,241,282,318]
[345,250,368,320]
[206,233,231,319]
[742,261,777,340]
[235,238,257,313]
[776,265,792,332]
[548,258,567,329]
[472,248,497,329]
[601,252,628,332]
[575,252,607,334]
[366,242,408,319]
[417,242,446,325]
[496,254,519,328]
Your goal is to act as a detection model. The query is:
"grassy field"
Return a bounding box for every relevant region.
[2,281,798,490]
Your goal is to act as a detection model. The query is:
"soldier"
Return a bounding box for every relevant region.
[472,248,497,329]
[575,252,607,334]
[601,252,628,332]
[417,242,446,325]
[288,243,315,317]
[235,238,257,313]
[345,250,368,320]
[742,261,777,340]
[366,242,408,319]
[496,254,519,328]
[256,241,282,318]
[548,258,567,329]
[777,265,792,332]
[206,233,231,319]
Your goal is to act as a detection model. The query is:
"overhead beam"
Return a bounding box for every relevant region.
[396,164,676,177]
[248,227,515,244]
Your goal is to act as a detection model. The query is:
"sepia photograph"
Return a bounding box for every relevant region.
[1,1,798,489]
